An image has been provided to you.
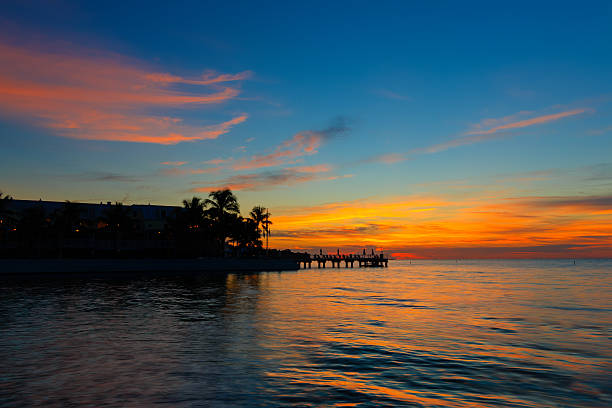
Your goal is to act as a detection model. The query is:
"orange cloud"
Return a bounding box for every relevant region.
[467,109,588,135]
[161,166,223,176]
[233,118,349,170]
[204,158,234,165]
[376,153,405,164]
[67,114,248,144]
[145,70,251,85]
[293,164,333,173]
[0,40,248,144]
[232,130,324,170]
[269,193,612,258]
[161,161,188,166]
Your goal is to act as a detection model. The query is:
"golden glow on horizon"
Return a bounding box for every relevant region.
[269,193,612,258]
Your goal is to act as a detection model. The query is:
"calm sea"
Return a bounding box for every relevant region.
[1,260,611,407]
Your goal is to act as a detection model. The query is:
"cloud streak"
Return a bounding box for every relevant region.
[373,89,410,101]
[232,117,349,170]
[0,40,249,144]
[161,166,222,176]
[466,108,587,135]
[161,161,188,166]
[70,172,143,183]
[163,118,348,175]
[367,108,590,164]
[192,165,347,191]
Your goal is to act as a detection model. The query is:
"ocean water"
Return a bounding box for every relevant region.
[1,260,611,407]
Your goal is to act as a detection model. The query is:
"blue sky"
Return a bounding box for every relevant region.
[0,1,611,256]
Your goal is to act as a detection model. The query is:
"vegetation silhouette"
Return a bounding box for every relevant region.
[0,192,16,235]
[101,202,137,255]
[204,189,241,255]
[249,206,271,250]
[0,189,281,259]
[52,201,83,258]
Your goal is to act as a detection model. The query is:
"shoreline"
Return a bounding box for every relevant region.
[0,258,300,276]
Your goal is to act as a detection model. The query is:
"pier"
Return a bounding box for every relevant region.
[298,253,388,269]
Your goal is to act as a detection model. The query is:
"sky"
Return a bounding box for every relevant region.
[1,1,611,258]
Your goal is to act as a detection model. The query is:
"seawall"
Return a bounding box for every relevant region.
[0,258,300,275]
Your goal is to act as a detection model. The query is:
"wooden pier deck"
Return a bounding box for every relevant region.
[297,254,388,269]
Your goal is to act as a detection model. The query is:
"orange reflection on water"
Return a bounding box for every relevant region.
[249,261,611,405]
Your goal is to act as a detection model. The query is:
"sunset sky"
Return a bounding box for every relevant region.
[1,1,611,257]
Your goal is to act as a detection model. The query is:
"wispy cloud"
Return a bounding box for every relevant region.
[232,117,349,170]
[145,70,251,85]
[160,166,222,176]
[587,125,612,135]
[466,108,587,135]
[0,40,249,144]
[366,108,590,164]
[162,119,347,175]
[205,157,234,165]
[372,89,410,101]
[375,153,405,164]
[71,172,143,182]
[192,165,346,191]
[293,164,333,173]
[519,194,612,212]
[161,161,188,166]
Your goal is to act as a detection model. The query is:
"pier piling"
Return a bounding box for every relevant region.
[299,253,388,269]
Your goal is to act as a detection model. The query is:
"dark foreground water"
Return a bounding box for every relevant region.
[1,260,611,407]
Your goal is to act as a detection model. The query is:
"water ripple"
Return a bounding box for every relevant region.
[1,260,611,407]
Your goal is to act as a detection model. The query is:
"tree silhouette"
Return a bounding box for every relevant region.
[53,201,82,233]
[52,201,83,258]
[0,191,12,203]
[174,196,214,257]
[182,196,206,229]
[102,202,135,232]
[250,205,272,252]
[18,205,49,257]
[102,202,135,254]
[0,192,15,246]
[262,209,272,252]
[205,189,240,255]
[0,191,14,229]
[249,206,266,247]
[205,189,240,220]
[228,216,260,253]
[1,190,275,259]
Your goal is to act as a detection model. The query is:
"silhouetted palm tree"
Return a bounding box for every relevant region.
[53,201,82,232]
[52,201,83,258]
[182,196,206,229]
[249,206,266,247]
[0,191,12,203]
[0,192,15,243]
[262,209,272,252]
[18,205,49,257]
[205,189,240,255]
[102,202,135,253]
[103,202,135,231]
[0,191,14,226]
[228,216,260,254]
[205,189,240,220]
[249,205,272,252]
[174,196,213,257]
